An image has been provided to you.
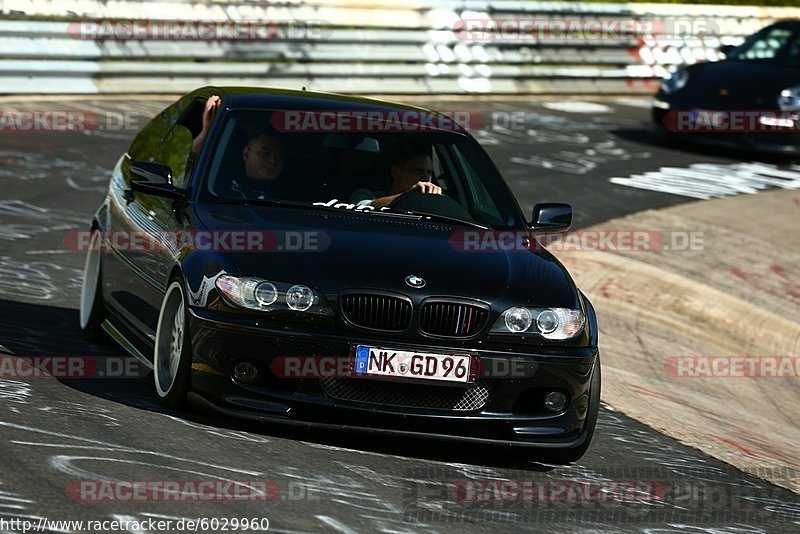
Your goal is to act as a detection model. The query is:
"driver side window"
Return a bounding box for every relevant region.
[739,28,792,60]
[451,145,504,225]
[156,125,194,189]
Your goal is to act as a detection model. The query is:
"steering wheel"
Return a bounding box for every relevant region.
[388,187,475,223]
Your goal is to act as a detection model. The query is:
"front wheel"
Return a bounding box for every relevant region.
[153,279,192,408]
[79,229,105,341]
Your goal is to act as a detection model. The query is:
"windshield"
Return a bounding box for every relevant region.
[200,109,526,229]
[727,24,800,67]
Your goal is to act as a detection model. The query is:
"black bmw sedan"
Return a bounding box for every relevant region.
[79,87,600,462]
[653,20,800,154]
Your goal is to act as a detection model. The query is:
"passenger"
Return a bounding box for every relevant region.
[192,96,286,199]
[231,132,286,199]
[191,95,221,155]
[352,145,442,208]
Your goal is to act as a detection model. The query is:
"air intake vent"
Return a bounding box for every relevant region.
[419,301,489,338]
[340,293,413,332]
[321,377,494,411]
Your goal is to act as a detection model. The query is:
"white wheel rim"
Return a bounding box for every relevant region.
[154,281,186,397]
[79,231,102,329]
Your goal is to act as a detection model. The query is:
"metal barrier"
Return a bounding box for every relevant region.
[1,1,799,95]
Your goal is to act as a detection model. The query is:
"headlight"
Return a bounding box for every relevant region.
[661,69,689,95]
[492,307,585,340]
[778,86,800,111]
[504,307,532,333]
[536,309,559,334]
[255,282,278,306]
[215,275,330,315]
[286,284,314,311]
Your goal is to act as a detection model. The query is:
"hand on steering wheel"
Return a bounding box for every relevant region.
[410,181,442,195]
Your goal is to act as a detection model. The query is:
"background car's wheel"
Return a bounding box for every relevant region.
[539,356,601,464]
[79,228,106,342]
[153,279,192,408]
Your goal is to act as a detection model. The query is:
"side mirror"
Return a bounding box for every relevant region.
[529,203,572,231]
[130,161,184,199]
[131,161,172,183]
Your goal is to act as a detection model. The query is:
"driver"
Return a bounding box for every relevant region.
[352,145,442,208]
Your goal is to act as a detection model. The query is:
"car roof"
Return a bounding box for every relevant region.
[188,86,468,132]
[765,19,800,30]
[193,86,432,113]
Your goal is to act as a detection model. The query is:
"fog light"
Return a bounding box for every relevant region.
[544,391,567,412]
[233,362,260,384]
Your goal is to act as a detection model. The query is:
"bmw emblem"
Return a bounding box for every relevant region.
[405,275,425,288]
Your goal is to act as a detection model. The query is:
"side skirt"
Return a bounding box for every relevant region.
[101,319,154,370]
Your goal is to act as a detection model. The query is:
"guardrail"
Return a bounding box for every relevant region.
[1,1,799,95]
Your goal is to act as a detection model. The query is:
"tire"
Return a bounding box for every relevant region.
[153,279,192,408]
[79,229,106,342]
[540,356,601,464]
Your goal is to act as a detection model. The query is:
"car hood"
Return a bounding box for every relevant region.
[195,204,579,308]
[670,60,800,109]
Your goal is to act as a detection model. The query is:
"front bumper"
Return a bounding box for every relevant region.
[652,105,800,155]
[187,307,599,449]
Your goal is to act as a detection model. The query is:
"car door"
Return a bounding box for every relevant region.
[103,95,198,344]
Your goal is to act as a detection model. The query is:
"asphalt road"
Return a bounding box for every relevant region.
[0,97,799,533]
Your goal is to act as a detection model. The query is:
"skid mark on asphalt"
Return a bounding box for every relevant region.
[0,256,82,302]
[1,373,798,531]
[511,139,651,175]
[610,162,800,199]
[0,199,87,242]
[0,414,441,532]
[0,151,109,193]
[0,380,30,413]
[0,481,70,533]
[37,402,121,428]
[730,264,800,307]
[471,109,652,175]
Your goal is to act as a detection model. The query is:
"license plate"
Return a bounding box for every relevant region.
[354,345,471,383]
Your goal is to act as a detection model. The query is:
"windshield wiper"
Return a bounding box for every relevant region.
[212,199,491,228]
[213,198,382,215]
[214,198,326,210]
[378,208,490,229]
